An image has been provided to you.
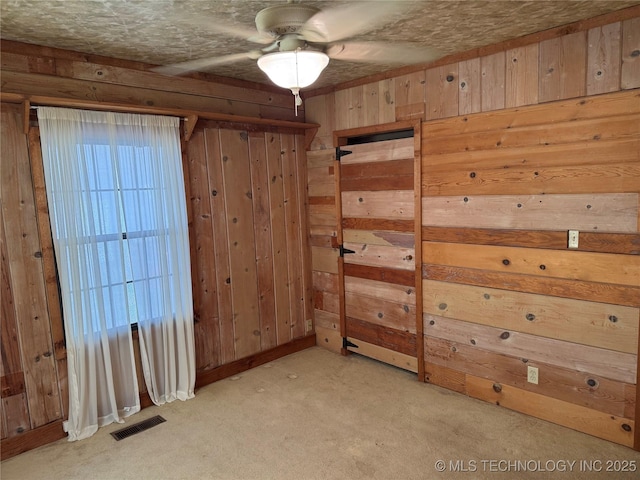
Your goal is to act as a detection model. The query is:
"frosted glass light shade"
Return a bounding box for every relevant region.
[257,50,329,89]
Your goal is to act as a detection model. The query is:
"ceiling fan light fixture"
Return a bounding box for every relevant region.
[258,50,329,112]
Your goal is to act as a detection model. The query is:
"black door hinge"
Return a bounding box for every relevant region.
[335,147,352,162]
[343,337,358,349]
[339,245,355,257]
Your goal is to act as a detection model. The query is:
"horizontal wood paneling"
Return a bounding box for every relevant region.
[344,243,414,271]
[425,315,637,384]
[423,280,639,353]
[342,191,414,219]
[466,375,634,447]
[346,293,416,334]
[423,194,638,232]
[423,138,640,174]
[339,138,414,164]
[346,317,417,356]
[423,89,639,138]
[426,336,633,418]
[347,337,418,373]
[306,12,640,448]
[0,42,300,122]
[343,264,415,286]
[345,276,416,305]
[342,218,414,232]
[424,113,639,154]
[423,264,640,307]
[423,242,639,286]
[423,161,639,196]
[422,227,640,255]
[343,229,414,248]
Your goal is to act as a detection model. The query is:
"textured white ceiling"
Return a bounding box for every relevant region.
[1,0,638,89]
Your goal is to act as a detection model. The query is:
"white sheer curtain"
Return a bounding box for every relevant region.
[37,107,195,441]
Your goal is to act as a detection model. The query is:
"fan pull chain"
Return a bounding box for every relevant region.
[292,88,303,116]
[294,50,301,116]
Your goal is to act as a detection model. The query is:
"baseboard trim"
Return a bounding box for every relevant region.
[196,334,317,389]
[1,420,66,461]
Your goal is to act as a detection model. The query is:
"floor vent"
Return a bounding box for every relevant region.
[111,415,166,441]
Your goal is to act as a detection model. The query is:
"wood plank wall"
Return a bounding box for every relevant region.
[306,12,640,448]
[0,40,302,122]
[1,105,63,442]
[185,123,313,369]
[1,43,314,456]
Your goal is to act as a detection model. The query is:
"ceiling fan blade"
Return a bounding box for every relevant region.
[204,23,275,45]
[173,12,274,44]
[327,42,441,65]
[299,1,408,43]
[152,51,261,76]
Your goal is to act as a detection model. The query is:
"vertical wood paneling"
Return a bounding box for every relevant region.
[2,395,30,438]
[395,70,426,120]
[305,93,335,151]
[395,71,426,107]
[26,128,67,418]
[0,203,23,389]
[587,23,622,95]
[295,134,314,335]
[334,86,364,130]
[281,134,305,339]
[362,82,380,126]
[458,58,481,115]
[621,17,640,89]
[249,132,277,349]
[539,32,588,102]
[187,129,221,370]
[266,133,293,344]
[0,105,61,428]
[204,128,236,364]
[426,65,459,120]
[188,126,311,364]
[506,44,539,107]
[481,52,506,111]
[219,129,261,359]
[349,86,365,128]
[333,88,349,131]
[1,202,29,440]
[378,78,396,124]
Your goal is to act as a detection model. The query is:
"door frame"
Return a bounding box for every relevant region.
[333,120,423,380]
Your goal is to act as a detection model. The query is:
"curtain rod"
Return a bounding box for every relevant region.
[30,105,188,120]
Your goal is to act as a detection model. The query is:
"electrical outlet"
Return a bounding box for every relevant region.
[527,366,539,385]
[305,319,313,332]
[568,230,579,249]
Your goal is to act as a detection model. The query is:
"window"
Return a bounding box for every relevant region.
[38,108,195,438]
[54,142,175,331]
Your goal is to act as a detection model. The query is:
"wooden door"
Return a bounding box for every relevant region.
[335,128,421,374]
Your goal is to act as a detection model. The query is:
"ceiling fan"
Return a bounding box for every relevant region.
[155,0,440,112]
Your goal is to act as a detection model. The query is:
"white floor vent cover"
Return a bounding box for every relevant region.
[111,415,166,441]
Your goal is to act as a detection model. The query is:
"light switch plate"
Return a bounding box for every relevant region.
[568,230,579,249]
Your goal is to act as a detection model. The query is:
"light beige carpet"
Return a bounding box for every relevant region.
[2,346,639,479]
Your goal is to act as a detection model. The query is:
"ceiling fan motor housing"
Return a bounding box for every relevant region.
[255,4,319,36]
